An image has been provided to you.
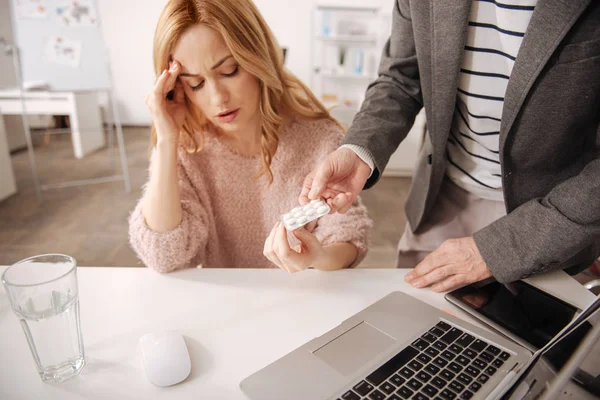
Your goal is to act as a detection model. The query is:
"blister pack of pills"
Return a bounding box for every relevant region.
[281,198,331,230]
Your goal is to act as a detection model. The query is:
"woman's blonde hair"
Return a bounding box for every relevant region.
[153,0,339,183]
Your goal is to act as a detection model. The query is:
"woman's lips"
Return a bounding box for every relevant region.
[216,109,240,123]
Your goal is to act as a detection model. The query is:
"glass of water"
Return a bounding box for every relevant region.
[2,254,85,383]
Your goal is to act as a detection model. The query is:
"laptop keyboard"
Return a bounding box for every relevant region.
[336,321,512,400]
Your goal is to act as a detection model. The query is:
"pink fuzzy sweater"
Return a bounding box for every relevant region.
[128,118,373,273]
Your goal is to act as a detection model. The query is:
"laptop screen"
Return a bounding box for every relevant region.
[538,296,600,398]
[542,320,592,371]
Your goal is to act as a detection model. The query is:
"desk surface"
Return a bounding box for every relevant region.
[0,88,75,99]
[0,267,594,400]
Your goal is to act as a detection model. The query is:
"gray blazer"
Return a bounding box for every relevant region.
[342,0,600,282]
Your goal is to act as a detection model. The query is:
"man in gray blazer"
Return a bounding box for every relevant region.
[301,0,600,291]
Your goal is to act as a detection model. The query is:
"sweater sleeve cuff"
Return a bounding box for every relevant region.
[340,144,375,178]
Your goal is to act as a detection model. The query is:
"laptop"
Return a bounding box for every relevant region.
[240,289,600,400]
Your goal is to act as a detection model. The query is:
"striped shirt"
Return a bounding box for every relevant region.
[446,0,537,201]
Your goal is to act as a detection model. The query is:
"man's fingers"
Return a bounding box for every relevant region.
[431,274,469,293]
[327,193,352,214]
[336,192,354,214]
[308,161,334,200]
[411,264,456,288]
[406,237,492,291]
[405,244,453,282]
[299,173,314,205]
[321,188,337,201]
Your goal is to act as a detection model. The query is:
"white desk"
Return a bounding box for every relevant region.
[0,267,594,400]
[0,89,105,159]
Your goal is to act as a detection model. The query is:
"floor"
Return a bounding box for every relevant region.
[1,127,598,288]
[0,127,408,269]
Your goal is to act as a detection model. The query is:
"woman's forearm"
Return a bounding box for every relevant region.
[315,242,359,271]
[142,140,183,232]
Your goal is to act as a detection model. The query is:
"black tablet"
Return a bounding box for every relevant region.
[445,279,581,351]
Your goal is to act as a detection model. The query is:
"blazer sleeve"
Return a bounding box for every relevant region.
[474,132,600,283]
[342,0,424,188]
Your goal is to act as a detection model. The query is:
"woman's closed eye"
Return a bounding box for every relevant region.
[222,64,239,77]
[189,65,239,91]
[191,81,205,91]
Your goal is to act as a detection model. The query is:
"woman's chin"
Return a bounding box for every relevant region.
[214,119,245,133]
[215,123,239,133]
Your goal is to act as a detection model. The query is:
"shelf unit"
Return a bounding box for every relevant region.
[310,3,423,177]
[315,34,378,44]
[310,4,384,127]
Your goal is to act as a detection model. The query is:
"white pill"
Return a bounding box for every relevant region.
[293,211,303,218]
[283,213,294,221]
[286,218,297,225]
[310,199,321,205]
[297,216,307,224]
[291,206,302,213]
[303,203,314,210]
[305,208,315,216]
[317,206,328,214]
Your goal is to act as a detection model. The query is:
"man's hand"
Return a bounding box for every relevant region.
[405,237,493,292]
[299,148,371,213]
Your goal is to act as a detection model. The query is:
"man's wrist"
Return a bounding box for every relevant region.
[340,144,375,178]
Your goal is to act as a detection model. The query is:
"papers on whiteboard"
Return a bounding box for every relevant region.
[16,0,48,19]
[55,0,98,27]
[44,36,82,68]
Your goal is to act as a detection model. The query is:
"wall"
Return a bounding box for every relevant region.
[1,0,393,125]
[0,114,17,200]
[97,0,393,125]
[0,0,17,89]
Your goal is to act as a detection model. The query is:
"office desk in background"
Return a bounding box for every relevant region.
[0,89,105,159]
[0,267,594,400]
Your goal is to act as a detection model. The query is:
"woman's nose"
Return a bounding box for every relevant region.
[209,81,229,107]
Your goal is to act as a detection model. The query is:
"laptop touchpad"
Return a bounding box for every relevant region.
[313,321,396,376]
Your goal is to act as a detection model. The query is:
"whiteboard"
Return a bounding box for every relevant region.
[9,0,111,91]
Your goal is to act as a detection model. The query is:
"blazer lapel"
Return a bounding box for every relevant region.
[500,0,591,154]
[430,0,471,157]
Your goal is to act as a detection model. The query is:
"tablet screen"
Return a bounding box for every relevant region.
[447,280,579,350]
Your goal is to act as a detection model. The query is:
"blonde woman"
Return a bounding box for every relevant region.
[128,0,372,273]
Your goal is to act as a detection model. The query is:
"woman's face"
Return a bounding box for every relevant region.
[172,24,261,135]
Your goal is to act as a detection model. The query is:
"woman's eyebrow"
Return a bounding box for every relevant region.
[178,55,234,77]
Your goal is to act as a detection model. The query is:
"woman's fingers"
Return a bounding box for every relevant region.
[153,69,169,97]
[263,223,284,269]
[172,80,185,103]
[151,62,179,106]
[305,220,317,232]
[273,223,303,273]
[163,61,180,98]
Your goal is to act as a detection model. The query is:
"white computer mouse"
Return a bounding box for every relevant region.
[139,331,191,387]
